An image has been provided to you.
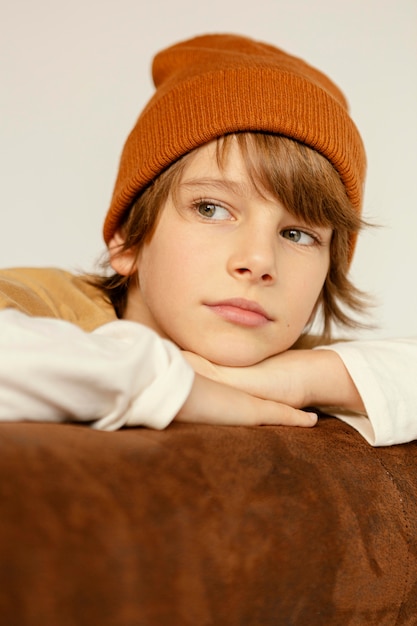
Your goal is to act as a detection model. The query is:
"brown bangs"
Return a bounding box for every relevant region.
[215,132,362,234]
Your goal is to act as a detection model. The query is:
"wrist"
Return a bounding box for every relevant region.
[305,349,365,413]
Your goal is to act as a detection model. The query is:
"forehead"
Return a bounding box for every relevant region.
[178,138,271,200]
[182,139,244,177]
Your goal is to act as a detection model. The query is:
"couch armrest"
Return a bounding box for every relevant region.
[0,417,416,625]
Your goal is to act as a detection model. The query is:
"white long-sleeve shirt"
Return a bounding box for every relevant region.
[0,307,194,431]
[0,267,416,446]
[0,306,416,446]
[316,339,417,446]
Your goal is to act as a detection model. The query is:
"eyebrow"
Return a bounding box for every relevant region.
[179,178,250,196]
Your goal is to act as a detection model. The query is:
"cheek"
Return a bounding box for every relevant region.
[287,256,329,321]
[137,236,196,310]
[306,259,329,313]
[306,265,328,298]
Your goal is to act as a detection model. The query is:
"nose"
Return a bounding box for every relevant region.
[227,223,277,284]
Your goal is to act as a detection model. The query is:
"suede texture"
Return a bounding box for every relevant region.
[0,417,416,626]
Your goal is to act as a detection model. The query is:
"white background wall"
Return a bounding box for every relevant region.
[1,0,416,337]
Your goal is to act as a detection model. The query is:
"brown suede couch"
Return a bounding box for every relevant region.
[0,416,416,626]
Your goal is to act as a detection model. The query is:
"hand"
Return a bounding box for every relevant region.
[175,373,318,428]
[182,349,365,414]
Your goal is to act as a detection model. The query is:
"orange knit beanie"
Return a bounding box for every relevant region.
[103,33,366,244]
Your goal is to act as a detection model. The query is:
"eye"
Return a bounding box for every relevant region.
[281,228,317,246]
[194,201,232,220]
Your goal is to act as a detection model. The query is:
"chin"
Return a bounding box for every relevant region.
[214,356,264,367]
[197,345,275,367]
[176,333,291,367]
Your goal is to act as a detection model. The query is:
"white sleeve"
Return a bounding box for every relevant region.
[0,308,194,431]
[316,337,417,446]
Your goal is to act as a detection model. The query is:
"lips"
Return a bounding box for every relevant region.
[205,298,273,327]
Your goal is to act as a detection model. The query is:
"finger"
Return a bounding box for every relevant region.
[250,398,318,428]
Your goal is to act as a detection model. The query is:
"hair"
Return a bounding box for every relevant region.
[90,132,370,345]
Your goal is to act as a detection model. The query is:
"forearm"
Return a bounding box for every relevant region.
[183,347,365,414]
[184,337,417,446]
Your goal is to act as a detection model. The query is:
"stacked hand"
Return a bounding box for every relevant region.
[176,349,364,428]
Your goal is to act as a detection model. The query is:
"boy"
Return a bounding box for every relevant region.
[0,33,416,445]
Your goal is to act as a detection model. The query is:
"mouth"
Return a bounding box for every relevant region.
[205,298,273,328]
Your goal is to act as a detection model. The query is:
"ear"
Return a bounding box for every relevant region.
[108,230,138,277]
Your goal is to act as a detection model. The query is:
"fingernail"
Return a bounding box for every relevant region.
[307,412,318,424]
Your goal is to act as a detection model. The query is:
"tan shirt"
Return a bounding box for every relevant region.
[0,267,116,331]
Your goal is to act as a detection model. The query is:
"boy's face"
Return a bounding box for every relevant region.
[111,140,332,366]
